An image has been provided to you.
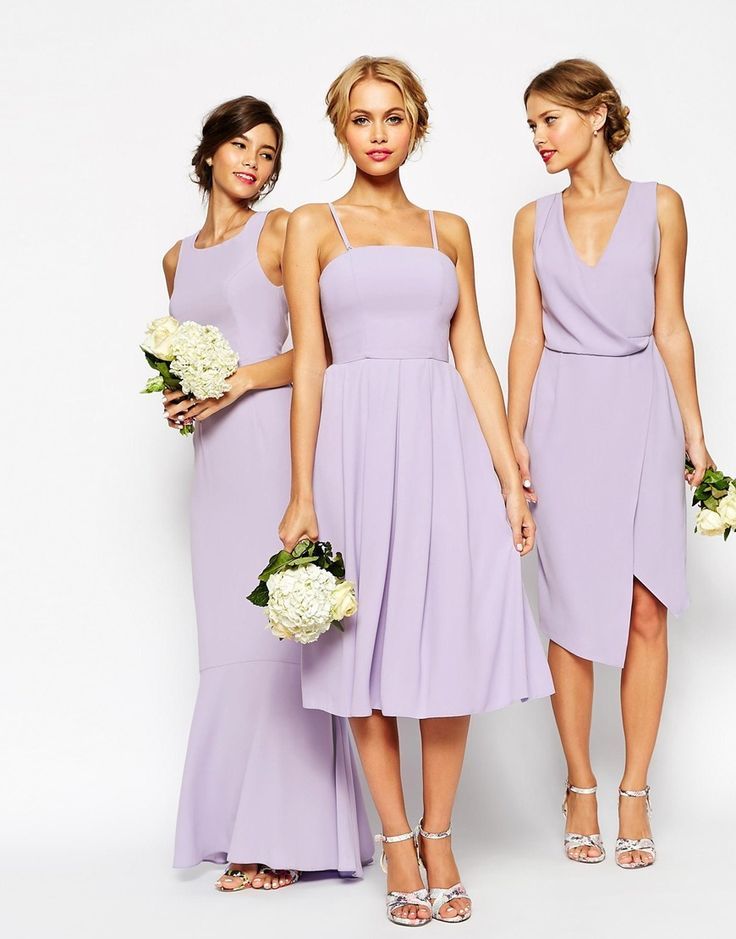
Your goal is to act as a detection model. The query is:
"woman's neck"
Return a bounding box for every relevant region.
[566,152,626,200]
[201,188,253,240]
[340,168,412,209]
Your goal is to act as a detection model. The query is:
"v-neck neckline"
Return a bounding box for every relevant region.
[559,181,634,270]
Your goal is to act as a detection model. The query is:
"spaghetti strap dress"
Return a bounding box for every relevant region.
[301,205,554,719]
[527,181,688,667]
[169,211,373,874]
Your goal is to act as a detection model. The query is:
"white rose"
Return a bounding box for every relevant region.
[717,487,736,529]
[331,579,358,620]
[695,507,727,537]
[142,315,180,360]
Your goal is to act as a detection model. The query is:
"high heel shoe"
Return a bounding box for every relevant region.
[415,819,472,923]
[616,786,656,869]
[562,782,606,863]
[375,831,432,927]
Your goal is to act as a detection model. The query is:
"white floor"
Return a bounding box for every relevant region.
[5,823,727,939]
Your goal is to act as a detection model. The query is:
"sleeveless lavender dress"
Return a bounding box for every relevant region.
[528,181,688,667]
[301,205,554,718]
[169,211,372,874]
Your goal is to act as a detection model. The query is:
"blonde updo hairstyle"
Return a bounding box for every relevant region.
[524,58,631,155]
[325,56,430,160]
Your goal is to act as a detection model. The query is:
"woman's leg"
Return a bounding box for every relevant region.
[547,640,601,859]
[618,579,668,866]
[417,716,471,920]
[350,712,430,923]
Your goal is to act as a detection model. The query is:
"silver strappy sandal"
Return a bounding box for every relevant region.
[616,786,656,869]
[415,819,472,923]
[375,831,432,927]
[562,782,606,863]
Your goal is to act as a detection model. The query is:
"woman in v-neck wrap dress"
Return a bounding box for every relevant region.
[512,59,715,870]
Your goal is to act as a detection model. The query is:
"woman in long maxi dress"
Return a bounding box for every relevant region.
[163,96,372,891]
[510,59,715,869]
[279,56,553,927]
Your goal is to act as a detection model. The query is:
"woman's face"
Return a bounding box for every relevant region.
[526,92,605,173]
[209,122,278,201]
[343,78,413,176]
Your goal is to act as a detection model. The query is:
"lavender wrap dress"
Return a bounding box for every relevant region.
[301,205,554,719]
[169,211,373,873]
[527,181,689,668]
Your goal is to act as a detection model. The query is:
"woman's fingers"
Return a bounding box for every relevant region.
[520,515,535,556]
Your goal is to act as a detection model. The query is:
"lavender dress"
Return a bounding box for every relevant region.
[301,205,554,719]
[528,181,688,667]
[169,211,372,874]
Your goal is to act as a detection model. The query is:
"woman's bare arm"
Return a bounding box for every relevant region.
[653,184,714,485]
[442,212,534,554]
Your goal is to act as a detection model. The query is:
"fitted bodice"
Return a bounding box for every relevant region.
[318,204,460,365]
[169,211,288,365]
[533,181,660,356]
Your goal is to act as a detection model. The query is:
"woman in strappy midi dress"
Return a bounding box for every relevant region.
[510,60,715,870]
[279,57,552,927]
[162,97,372,892]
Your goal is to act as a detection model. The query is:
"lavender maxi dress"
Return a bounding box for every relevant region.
[169,211,373,873]
[527,181,689,668]
[301,205,554,719]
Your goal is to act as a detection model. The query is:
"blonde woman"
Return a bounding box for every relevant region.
[510,59,713,868]
[279,56,552,925]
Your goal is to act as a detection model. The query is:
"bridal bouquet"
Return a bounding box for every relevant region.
[688,459,736,540]
[247,540,358,644]
[140,315,239,435]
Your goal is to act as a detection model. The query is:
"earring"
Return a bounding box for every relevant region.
[206,158,213,166]
[593,129,599,137]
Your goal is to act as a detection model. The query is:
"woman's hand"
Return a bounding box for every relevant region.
[512,436,537,504]
[505,487,536,557]
[278,498,319,553]
[162,368,251,429]
[685,437,716,488]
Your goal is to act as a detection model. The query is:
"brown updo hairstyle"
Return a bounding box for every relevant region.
[191,95,284,200]
[524,59,631,155]
[325,56,430,159]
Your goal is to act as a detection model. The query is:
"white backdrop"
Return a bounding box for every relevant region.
[1,1,733,936]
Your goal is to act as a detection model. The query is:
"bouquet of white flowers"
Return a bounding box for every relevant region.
[247,540,358,644]
[140,315,239,435]
[688,459,736,540]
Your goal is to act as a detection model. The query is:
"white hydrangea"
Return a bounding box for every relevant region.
[266,565,339,644]
[169,321,239,400]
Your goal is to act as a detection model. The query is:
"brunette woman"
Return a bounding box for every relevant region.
[511,59,713,868]
[163,96,372,890]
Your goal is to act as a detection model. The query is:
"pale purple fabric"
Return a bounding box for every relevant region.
[528,181,688,668]
[301,205,554,718]
[169,212,373,873]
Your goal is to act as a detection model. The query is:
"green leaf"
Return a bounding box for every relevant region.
[327,552,346,579]
[246,581,270,606]
[141,375,165,394]
[330,620,345,632]
[292,540,312,558]
[289,556,318,568]
[725,527,732,542]
[704,496,719,512]
[258,549,295,581]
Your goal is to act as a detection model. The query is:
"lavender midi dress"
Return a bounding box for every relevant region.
[301,205,554,719]
[527,181,688,668]
[169,211,372,873]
